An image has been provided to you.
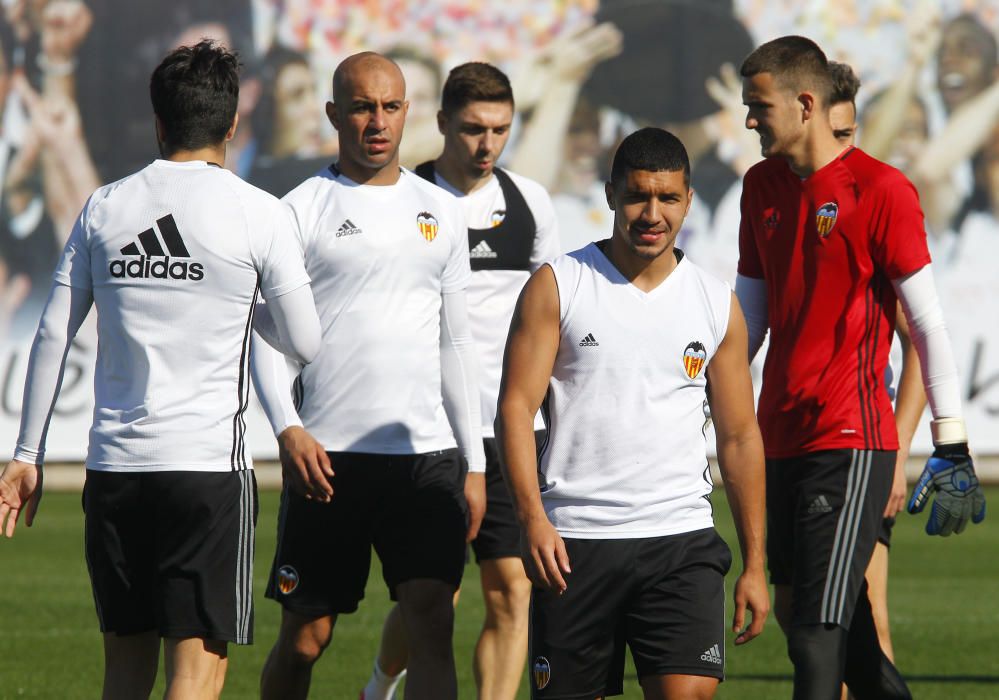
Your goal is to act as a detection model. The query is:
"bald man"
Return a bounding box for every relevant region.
[253,52,485,700]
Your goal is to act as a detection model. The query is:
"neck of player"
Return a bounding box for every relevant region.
[787,129,850,179]
[434,153,494,195]
[164,144,227,167]
[607,234,679,293]
[337,157,402,186]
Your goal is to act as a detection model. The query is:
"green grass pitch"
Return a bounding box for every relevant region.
[0,487,996,698]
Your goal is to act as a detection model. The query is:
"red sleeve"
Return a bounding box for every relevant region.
[868,176,932,279]
[737,177,765,279]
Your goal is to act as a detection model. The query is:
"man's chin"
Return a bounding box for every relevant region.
[360,151,397,168]
[628,240,669,261]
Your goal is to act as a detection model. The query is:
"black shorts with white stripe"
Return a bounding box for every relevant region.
[83,469,258,644]
[766,449,894,627]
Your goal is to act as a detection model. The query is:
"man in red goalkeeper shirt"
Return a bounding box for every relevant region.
[735,35,985,700]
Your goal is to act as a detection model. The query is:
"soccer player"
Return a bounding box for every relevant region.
[736,36,986,699]
[497,127,769,700]
[0,40,321,699]
[251,52,485,700]
[828,60,928,670]
[361,61,560,700]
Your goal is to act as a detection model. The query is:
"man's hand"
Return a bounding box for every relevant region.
[732,566,769,645]
[0,459,43,537]
[884,448,909,518]
[908,444,986,536]
[277,426,333,502]
[509,19,622,111]
[519,515,571,594]
[464,471,486,543]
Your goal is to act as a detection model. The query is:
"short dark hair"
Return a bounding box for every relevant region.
[149,40,240,155]
[828,61,860,106]
[740,35,833,107]
[440,62,513,117]
[610,128,690,188]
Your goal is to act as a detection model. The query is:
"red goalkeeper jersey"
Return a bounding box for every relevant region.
[738,148,931,458]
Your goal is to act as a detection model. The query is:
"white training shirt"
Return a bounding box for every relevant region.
[432,169,559,437]
[541,243,731,538]
[283,166,471,454]
[51,159,310,472]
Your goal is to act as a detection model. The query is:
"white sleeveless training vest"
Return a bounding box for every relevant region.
[540,242,731,538]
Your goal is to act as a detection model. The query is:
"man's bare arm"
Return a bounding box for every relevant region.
[706,293,769,644]
[495,265,567,591]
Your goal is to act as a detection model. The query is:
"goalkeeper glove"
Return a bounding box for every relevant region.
[907,418,986,536]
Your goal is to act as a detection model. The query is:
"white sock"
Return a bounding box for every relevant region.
[361,660,406,700]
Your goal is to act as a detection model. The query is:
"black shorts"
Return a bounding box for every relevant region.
[266,449,467,615]
[877,516,895,548]
[530,528,732,699]
[83,469,257,644]
[766,449,894,628]
[471,431,545,564]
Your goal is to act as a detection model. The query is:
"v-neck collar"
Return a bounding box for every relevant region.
[591,240,685,301]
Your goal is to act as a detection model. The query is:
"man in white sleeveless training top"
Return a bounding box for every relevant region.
[497,127,770,700]
[252,52,485,700]
[0,41,321,700]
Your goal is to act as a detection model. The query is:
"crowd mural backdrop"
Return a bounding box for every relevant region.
[0,0,996,458]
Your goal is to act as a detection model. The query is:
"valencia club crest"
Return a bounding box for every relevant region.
[815,202,838,238]
[276,565,299,594]
[683,341,707,380]
[417,211,439,242]
[533,656,551,690]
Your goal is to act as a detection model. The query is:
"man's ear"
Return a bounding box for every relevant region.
[326,101,338,130]
[605,181,615,210]
[797,91,817,122]
[225,112,239,142]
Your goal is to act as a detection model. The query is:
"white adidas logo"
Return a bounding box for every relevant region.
[808,495,833,514]
[700,644,722,664]
[470,240,498,258]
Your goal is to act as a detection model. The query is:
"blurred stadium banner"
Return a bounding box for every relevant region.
[1,0,997,460]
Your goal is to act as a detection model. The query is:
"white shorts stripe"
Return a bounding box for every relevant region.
[821,450,871,624]
[234,471,254,644]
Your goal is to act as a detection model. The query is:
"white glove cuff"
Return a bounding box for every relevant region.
[930,418,968,445]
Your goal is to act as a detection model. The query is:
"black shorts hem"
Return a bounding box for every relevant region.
[268,595,360,617]
[535,686,615,700]
[474,548,522,564]
[159,626,252,645]
[637,664,725,681]
[100,623,157,636]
